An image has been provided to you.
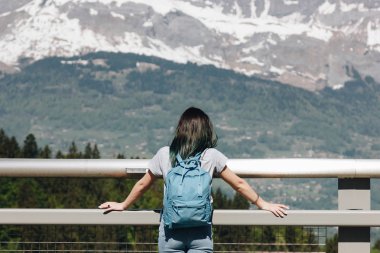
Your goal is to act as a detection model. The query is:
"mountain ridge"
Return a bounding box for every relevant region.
[1,51,379,159]
[0,0,379,90]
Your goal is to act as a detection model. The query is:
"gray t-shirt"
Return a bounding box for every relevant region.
[148,146,228,180]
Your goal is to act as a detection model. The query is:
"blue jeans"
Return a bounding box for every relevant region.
[158,222,213,253]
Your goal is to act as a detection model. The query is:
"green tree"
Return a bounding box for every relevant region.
[67,141,82,158]
[212,188,229,209]
[7,137,21,158]
[92,144,100,158]
[116,154,125,159]
[262,226,276,251]
[84,143,92,158]
[0,129,9,157]
[373,238,380,253]
[231,193,249,209]
[39,145,52,158]
[325,234,338,253]
[374,238,380,250]
[0,130,21,158]
[84,143,100,158]
[22,134,38,158]
[55,150,64,158]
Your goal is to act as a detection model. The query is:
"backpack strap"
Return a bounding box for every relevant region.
[176,154,185,167]
[175,154,186,197]
[192,153,203,197]
[176,153,203,197]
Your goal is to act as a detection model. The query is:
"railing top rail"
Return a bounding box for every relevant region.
[1,158,380,178]
[1,209,380,227]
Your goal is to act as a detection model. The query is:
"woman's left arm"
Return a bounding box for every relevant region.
[220,166,289,217]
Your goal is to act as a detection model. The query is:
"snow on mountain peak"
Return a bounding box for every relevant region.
[368,20,380,49]
[318,1,336,15]
[0,0,379,90]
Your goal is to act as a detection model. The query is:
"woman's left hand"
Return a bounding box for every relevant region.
[98,201,125,214]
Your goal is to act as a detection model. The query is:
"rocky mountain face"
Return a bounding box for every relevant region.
[0,0,379,90]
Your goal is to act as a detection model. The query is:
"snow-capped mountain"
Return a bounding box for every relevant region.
[0,0,379,90]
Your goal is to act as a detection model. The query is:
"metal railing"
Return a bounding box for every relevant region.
[1,158,380,253]
[0,209,380,227]
[1,158,380,178]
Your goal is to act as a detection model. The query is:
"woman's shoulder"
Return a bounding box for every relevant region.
[201,148,228,174]
[157,146,170,153]
[203,148,227,158]
[154,146,169,157]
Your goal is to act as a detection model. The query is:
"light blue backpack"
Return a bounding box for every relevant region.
[163,153,212,229]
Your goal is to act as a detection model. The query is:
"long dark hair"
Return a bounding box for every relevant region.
[169,107,218,165]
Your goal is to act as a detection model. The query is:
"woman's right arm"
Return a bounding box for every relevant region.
[220,166,288,217]
[99,170,156,214]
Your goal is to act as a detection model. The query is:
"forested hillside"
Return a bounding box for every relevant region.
[1,52,380,159]
[1,52,380,211]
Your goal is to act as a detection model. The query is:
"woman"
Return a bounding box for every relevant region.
[99,107,288,252]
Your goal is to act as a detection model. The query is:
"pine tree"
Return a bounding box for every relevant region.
[55,150,64,158]
[116,154,125,159]
[285,226,297,251]
[22,134,38,158]
[262,226,276,251]
[0,129,20,158]
[212,188,229,209]
[39,145,52,158]
[67,141,82,158]
[92,144,100,158]
[325,234,338,253]
[7,137,21,158]
[84,143,92,159]
[373,238,380,251]
[231,193,249,209]
[0,129,8,157]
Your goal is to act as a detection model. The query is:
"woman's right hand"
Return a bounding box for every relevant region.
[258,201,289,218]
[98,201,125,214]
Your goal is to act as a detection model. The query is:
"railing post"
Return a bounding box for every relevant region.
[338,178,371,253]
